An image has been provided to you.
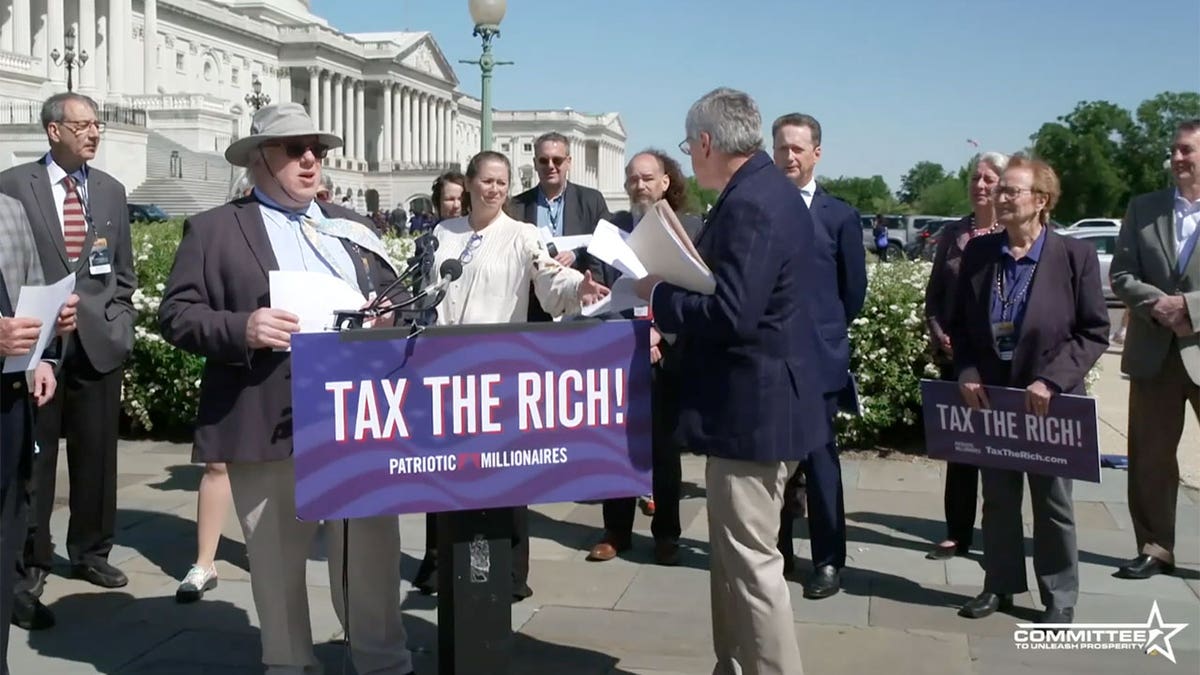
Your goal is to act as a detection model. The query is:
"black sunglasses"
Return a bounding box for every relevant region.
[536,156,567,167]
[268,141,330,160]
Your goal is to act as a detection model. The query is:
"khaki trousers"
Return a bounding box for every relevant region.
[227,458,411,675]
[706,456,804,675]
[1127,347,1200,565]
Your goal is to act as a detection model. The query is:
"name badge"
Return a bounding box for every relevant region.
[633,306,650,318]
[992,321,1017,361]
[89,236,113,276]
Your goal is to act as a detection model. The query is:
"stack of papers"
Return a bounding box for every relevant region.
[2,275,77,374]
[269,271,366,337]
[583,200,714,316]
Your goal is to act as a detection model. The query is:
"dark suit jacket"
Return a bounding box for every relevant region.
[0,274,34,498]
[0,157,136,374]
[512,183,610,321]
[157,197,397,464]
[651,152,830,463]
[950,230,1109,393]
[809,186,866,395]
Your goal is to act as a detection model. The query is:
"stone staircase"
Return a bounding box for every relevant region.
[129,131,239,218]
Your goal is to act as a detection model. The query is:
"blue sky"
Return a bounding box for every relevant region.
[312,0,1200,188]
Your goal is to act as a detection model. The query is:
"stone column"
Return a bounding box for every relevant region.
[78,0,96,92]
[47,0,65,85]
[0,1,13,52]
[13,0,31,55]
[277,67,291,103]
[142,0,156,93]
[93,2,107,96]
[320,70,331,133]
[381,82,392,165]
[307,66,319,122]
[343,78,354,160]
[108,0,129,95]
[442,101,451,167]
[435,99,446,166]
[401,87,413,165]
[32,0,47,76]
[391,84,402,163]
[354,81,365,162]
[449,107,458,167]
[332,74,344,156]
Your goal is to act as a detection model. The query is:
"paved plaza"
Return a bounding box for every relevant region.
[7,425,1199,674]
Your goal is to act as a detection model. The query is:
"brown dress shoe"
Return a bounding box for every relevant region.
[587,533,631,561]
[654,540,681,566]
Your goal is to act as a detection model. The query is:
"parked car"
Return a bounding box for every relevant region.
[1061,225,1119,301]
[128,203,170,223]
[909,217,961,261]
[1066,217,1121,230]
[859,214,944,261]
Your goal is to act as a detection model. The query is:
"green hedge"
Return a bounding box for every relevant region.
[123,222,951,447]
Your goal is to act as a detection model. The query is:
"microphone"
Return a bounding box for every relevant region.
[425,259,463,295]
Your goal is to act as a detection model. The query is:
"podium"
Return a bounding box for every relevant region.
[289,319,653,674]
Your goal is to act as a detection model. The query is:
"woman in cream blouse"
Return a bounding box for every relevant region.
[430,151,609,325]
[423,150,609,601]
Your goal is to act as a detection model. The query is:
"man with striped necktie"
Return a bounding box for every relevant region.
[0,92,137,604]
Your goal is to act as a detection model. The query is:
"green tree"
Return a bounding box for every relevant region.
[899,161,948,204]
[819,175,895,214]
[684,176,718,214]
[915,176,970,216]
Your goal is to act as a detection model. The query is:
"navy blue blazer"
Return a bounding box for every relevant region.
[651,152,831,463]
[809,186,867,396]
[950,230,1109,393]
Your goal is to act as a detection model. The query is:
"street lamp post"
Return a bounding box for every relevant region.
[244,74,271,112]
[461,0,512,152]
[50,26,88,92]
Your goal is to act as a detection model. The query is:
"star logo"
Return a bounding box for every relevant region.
[1141,601,1188,664]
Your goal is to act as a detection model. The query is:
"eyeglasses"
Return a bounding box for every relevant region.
[458,233,483,265]
[267,141,330,160]
[678,139,692,156]
[536,156,567,168]
[58,120,105,134]
[993,186,1038,199]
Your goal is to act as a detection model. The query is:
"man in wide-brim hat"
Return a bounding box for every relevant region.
[157,102,414,675]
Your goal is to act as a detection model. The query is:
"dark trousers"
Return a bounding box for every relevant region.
[27,344,123,570]
[779,395,845,568]
[417,507,530,590]
[601,367,683,541]
[981,469,1078,610]
[943,462,979,546]
[1,479,27,675]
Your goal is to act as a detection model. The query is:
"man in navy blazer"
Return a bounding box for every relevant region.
[772,113,868,599]
[635,88,830,675]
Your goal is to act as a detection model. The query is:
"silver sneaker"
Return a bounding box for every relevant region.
[175,564,218,603]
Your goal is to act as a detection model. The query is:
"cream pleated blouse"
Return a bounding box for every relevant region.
[430,211,583,326]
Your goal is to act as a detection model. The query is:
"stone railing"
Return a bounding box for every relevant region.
[0,101,146,127]
[124,93,230,114]
[0,50,35,72]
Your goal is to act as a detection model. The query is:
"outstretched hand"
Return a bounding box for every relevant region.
[577,271,611,306]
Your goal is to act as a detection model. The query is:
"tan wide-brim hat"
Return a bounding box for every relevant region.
[224,102,343,167]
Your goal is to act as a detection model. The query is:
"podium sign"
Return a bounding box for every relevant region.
[290,320,654,520]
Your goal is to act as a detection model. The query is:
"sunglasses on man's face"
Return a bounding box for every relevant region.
[536,156,567,168]
[268,141,330,160]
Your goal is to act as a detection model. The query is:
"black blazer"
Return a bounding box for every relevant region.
[158,197,398,464]
[950,230,1109,394]
[511,182,610,321]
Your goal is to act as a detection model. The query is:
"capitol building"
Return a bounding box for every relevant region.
[0,0,629,216]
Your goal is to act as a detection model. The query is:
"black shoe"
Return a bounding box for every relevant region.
[803,565,841,599]
[512,582,533,602]
[958,592,1013,619]
[11,591,55,630]
[71,560,128,588]
[22,567,49,598]
[1039,607,1074,624]
[1116,554,1175,579]
[413,552,438,595]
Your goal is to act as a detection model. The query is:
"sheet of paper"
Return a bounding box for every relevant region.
[3,274,76,373]
[269,271,366,338]
[587,220,648,280]
[581,277,644,317]
[627,202,715,294]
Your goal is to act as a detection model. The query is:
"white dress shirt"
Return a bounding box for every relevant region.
[798,176,817,209]
[44,154,90,234]
[1174,189,1200,258]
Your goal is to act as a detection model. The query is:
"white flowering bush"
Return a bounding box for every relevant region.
[841,259,939,448]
